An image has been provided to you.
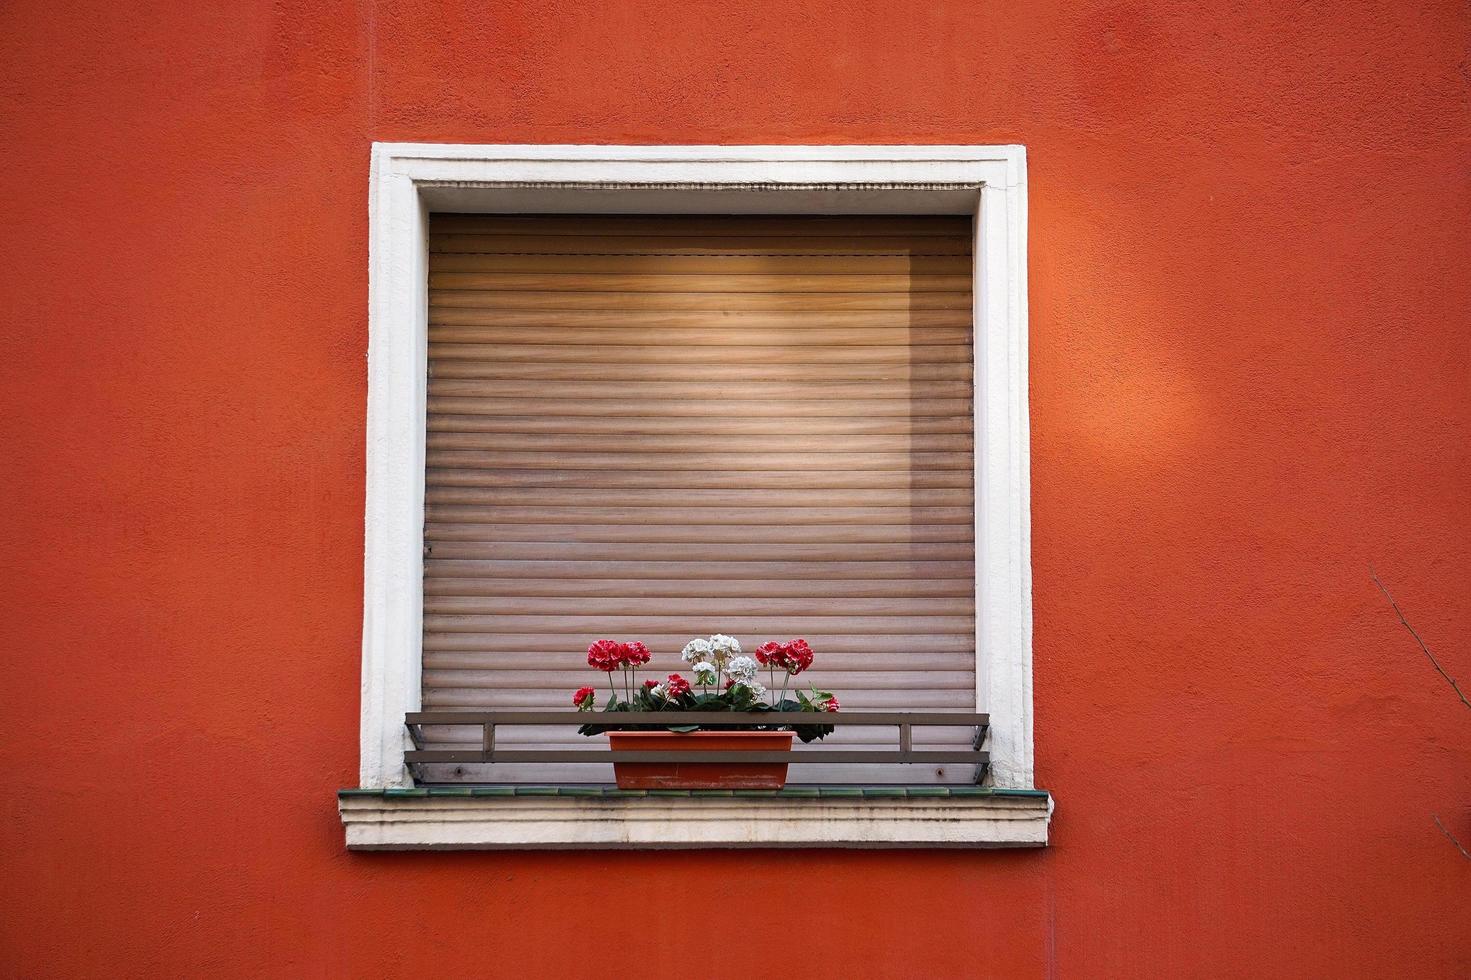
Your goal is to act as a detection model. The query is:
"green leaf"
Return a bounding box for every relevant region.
[793,722,835,743]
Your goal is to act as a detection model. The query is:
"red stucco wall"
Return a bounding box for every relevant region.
[3,1,1469,976]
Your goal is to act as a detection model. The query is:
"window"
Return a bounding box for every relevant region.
[421,212,975,784]
[346,145,1045,847]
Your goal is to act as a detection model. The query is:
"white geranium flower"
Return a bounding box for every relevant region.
[747,681,768,699]
[650,681,670,700]
[708,634,742,662]
[680,637,714,665]
[692,661,717,684]
[725,655,759,685]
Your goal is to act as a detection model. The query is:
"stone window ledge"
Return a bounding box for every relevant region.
[338,786,1052,850]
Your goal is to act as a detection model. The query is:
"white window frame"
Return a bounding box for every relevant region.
[349,144,1043,848]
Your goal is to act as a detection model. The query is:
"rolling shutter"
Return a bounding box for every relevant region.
[420,214,976,783]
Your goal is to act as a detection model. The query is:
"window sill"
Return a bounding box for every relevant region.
[337,786,1052,850]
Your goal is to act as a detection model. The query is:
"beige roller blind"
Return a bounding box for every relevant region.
[421,214,976,784]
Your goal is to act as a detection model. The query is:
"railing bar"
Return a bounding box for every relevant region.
[407,711,988,727]
[482,721,495,763]
[406,750,991,764]
[899,723,913,755]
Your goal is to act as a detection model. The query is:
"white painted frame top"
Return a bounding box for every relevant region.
[361,144,1034,809]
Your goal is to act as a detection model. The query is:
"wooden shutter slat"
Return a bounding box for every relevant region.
[431,253,971,275]
[427,309,971,327]
[424,649,976,670]
[429,359,972,382]
[426,344,970,365]
[427,289,973,311]
[429,233,971,255]
[424,669,975,690]
[424,467,973,491]
[424,630,979,653]
[422,576,976,598]
[425,400,972,419]
[423,487,973,507]
[422,559,976,580]
[427,414,974,435]
[428,380,972,401]
[425,449,969,469]
[424,596,973,617]
[422,214,976,784]
[424,540,977,562]
[428,273,971,292]
[427,327,971,348]
[426,433,971,454]
[424,523,974,545]
[429,394,970,414]
[425,504,973,524]
[418,688,977,708]
[424,615,976,635]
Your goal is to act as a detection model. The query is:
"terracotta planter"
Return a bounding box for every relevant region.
[607,730,794,790]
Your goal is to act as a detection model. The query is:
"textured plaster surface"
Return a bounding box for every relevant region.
[2,1,1469,977]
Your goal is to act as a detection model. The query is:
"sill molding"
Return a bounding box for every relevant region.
[338,787,1052,850]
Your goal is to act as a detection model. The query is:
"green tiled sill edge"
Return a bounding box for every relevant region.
[341,786,1050,801]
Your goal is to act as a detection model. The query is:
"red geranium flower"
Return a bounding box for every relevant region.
[784,638,814,674]
[824,695,840,712]
[587,638,621,672]
[619,641,651,667]
[643,679,658,689]
[754,641,783,665]
[665,673,691,697]
[572,686,595,709]
[755,638,814,675]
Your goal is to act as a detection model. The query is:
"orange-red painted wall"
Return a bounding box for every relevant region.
[3,1,1469,976]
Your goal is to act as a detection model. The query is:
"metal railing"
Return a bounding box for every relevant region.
[405,710,990,783]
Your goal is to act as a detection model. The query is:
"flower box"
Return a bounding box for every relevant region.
[574,634,840,789]
[608,730,795,789]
